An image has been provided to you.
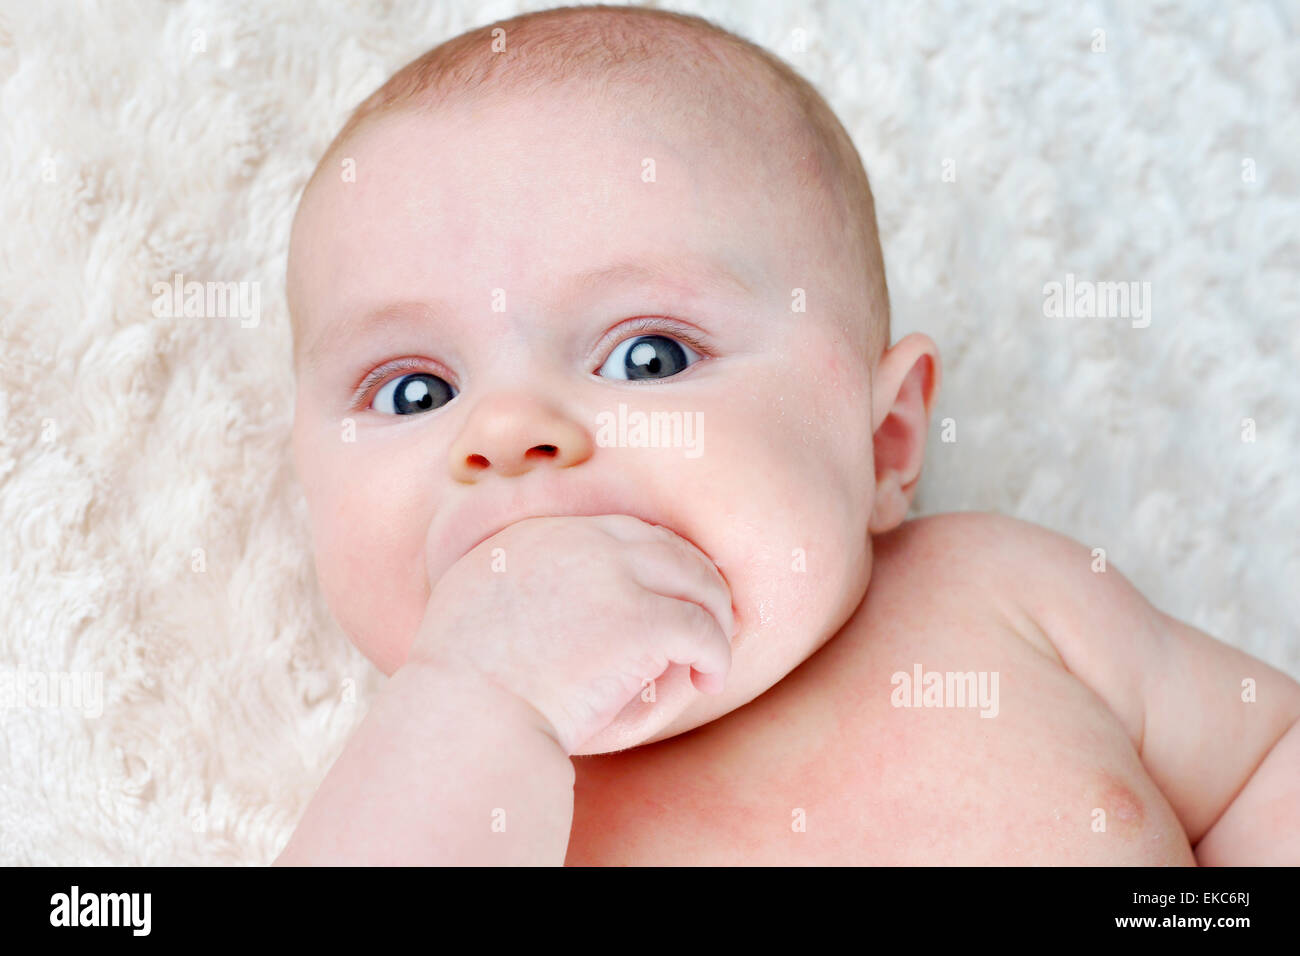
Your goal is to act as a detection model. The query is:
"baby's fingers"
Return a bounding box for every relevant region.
[647,596,733,695]
[629,537,736,641]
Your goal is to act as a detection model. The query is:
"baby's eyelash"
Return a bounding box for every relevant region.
[603,317,712,356]
[350,358,431,409]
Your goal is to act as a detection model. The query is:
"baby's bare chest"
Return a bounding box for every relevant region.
[566,601,1195,865]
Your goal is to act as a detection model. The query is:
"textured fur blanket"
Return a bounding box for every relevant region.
[1,0,1295,863]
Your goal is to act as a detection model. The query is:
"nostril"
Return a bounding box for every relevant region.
[525,444,558,459]
[466,454,490,469]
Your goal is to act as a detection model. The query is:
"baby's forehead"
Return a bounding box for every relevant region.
[289,14,887,359]
[346,78,831,242]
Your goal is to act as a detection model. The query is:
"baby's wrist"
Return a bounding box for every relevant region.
[395,654,570,765]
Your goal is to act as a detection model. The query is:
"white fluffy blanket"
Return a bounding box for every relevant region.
[1,0,1295,864]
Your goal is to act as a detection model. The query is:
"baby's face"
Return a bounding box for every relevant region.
[289,83,878,750]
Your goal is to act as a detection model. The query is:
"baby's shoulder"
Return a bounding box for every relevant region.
[877,510,1097,570]
[871,510,1157,663]
[876,510,1131,603]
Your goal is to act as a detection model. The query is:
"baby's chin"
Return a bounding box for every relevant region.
[570,662,705,755]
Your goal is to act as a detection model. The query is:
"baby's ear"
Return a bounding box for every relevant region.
[868,333,942,534]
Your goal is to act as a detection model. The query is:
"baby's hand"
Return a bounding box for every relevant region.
[408,514,736,754]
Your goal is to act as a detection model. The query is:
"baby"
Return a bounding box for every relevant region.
[275,5,1299,864]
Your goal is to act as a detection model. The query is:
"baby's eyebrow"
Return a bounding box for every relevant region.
[565,256,752,300]
[303,255,753,369]
[304,300,449,371]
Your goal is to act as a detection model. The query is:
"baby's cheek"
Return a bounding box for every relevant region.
[314,483,431,675]
[706,393,868,629]
[825,353,845,388]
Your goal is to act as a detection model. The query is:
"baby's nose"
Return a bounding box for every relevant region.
[448,391,594,482]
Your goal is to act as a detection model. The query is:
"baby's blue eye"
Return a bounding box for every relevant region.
[372,373,456,415]
[598,334,701,381]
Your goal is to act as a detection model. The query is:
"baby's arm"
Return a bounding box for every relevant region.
[275,514,732,865]
[274,660,573,865]
[974,513,1300,864]
[1182,634,1300,864]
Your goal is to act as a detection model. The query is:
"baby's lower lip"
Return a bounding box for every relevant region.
[466,512,702,561]
[466,512,632,556]
[466,519,524,555]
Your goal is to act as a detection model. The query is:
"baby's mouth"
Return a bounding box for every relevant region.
[463,513,734,619]
[429,499,726,599]
[424,474,729,601]
[464,512,700,562]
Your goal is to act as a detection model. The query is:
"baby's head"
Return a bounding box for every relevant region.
[288,4,939,752]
